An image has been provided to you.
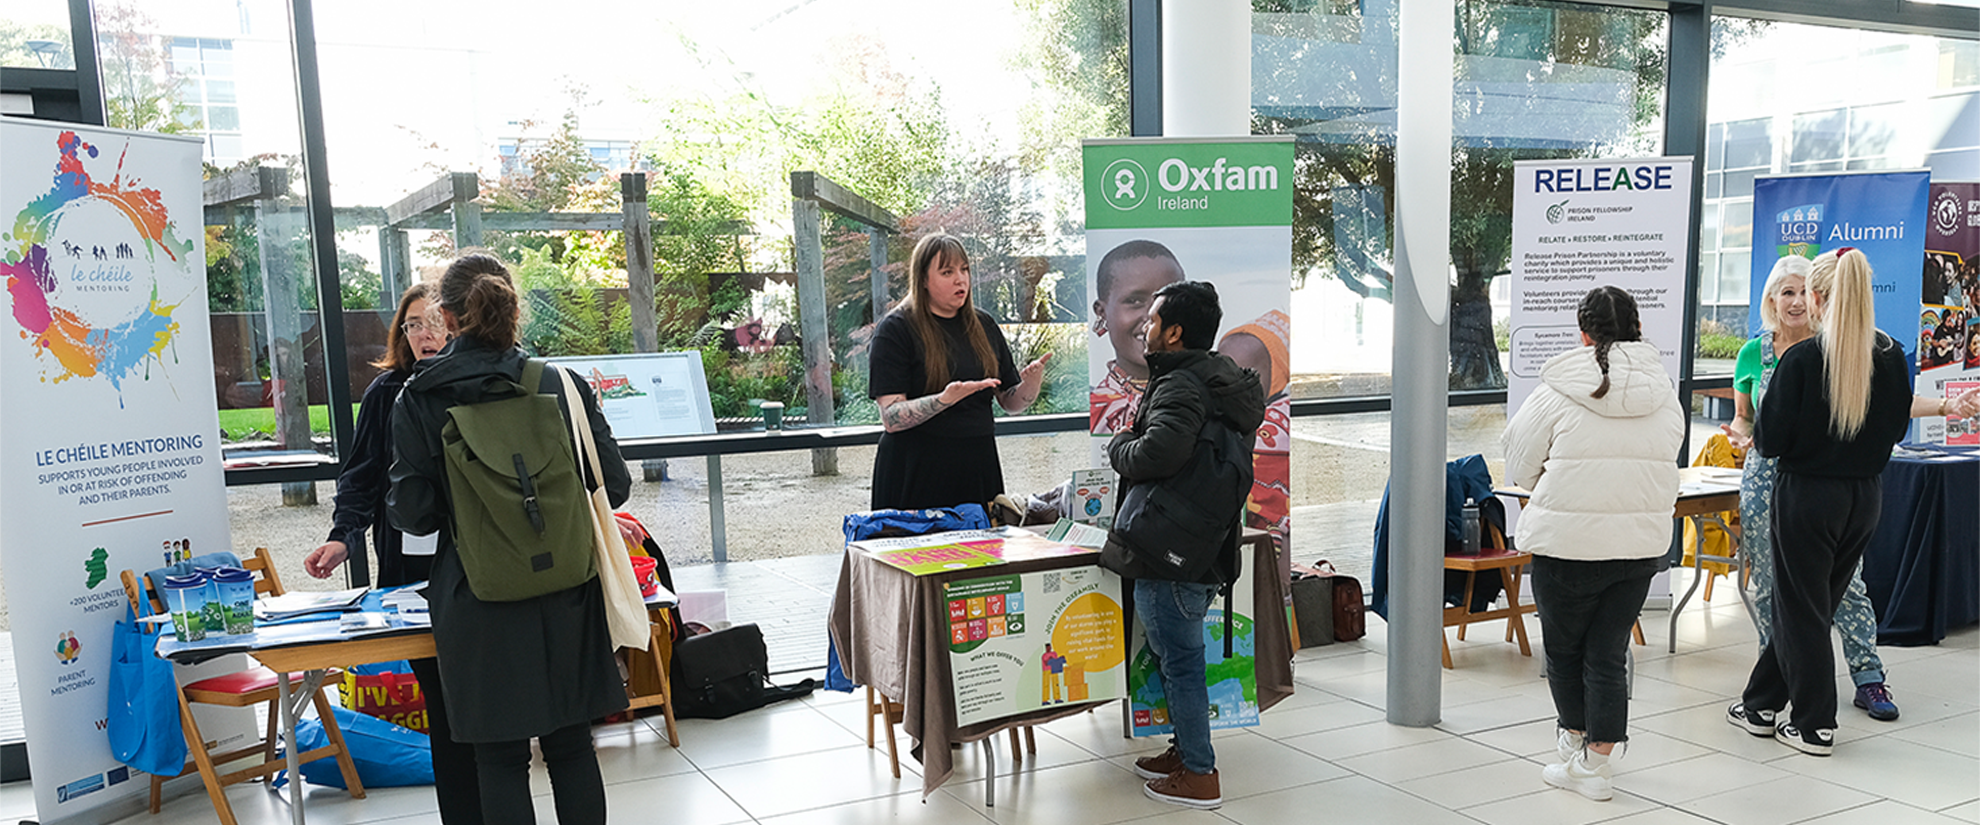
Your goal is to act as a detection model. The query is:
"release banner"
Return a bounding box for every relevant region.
[1920,182,1980,443]
[0,119,231,820]
[945,566,1126,727]
[1081,137,1293,735]
[1748,171,1929,369]
[1507,157,1694,416]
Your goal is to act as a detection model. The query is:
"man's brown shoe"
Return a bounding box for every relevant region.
[1132,746,1183,780]
[1144,768,1221,810]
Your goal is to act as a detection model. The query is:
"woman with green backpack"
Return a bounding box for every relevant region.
[389,253,631,825]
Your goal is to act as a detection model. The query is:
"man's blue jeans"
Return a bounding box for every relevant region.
[1135,578,1220,775]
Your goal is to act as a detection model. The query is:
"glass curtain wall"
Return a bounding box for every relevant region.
[89,1,334,475]
[1254,0,1667,399]
[308,0,1124,433]
[1697,19,1980,375]
[0,1,74,69]
[1253,0,1668,566]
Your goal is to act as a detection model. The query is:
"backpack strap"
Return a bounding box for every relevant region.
[519,358,548,396]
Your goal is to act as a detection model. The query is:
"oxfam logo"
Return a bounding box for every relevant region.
[1101,159,1149,211]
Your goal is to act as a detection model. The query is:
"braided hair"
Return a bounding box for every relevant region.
[1577,285,1643,399]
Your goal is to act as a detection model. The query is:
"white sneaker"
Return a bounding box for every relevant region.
[1542,749,1613,801]
[1555,728,1586,764]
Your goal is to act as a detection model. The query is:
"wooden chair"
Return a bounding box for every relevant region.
[618,604,682,746]
[119,548,364,825]
[1441,521,1536,669]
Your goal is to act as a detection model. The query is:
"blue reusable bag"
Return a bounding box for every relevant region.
[106,602,187,777]
[287,704,433,789]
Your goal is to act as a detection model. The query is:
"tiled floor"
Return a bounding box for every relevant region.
[3,568,1975,825]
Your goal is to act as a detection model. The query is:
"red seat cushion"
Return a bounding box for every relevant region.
[186,666,279,694]
[184,666,340,695]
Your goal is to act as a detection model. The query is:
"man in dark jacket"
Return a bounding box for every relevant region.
[1109,281,1265,810]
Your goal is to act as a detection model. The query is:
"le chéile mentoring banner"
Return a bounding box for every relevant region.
[0,118,232,822]
[1748,171,1928,367]
[1920,181,1980,444]
[1508,157,1693,416]
[1082,137,1291,737]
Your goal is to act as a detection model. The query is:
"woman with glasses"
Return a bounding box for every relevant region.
[302,282,482,824]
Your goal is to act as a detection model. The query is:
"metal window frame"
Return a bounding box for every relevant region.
[26,0,1975,486]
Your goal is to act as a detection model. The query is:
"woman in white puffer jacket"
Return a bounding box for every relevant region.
[1502,286,1685,803]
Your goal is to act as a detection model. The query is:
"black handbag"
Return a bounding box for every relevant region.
[670,624,815,719]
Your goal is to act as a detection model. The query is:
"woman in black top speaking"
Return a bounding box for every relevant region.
[1728,248,1913,757]
[868,233,1049,510]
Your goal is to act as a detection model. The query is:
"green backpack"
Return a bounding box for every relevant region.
[440,359,596,602]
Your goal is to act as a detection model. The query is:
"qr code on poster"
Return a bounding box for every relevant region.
[1042,572,1062,594]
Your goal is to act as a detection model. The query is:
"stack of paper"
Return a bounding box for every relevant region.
[253,587,366,621]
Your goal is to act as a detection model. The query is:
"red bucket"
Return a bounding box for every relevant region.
[629,556,658,598]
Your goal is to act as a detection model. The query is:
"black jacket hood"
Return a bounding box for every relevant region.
[1147,349,1266,435]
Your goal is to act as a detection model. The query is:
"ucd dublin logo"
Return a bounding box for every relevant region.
[1101,158,1149,211]
[1776,204,1824,256]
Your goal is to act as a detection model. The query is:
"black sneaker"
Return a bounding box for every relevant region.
[1727,702,1777,736]
[1775,721,1835,756]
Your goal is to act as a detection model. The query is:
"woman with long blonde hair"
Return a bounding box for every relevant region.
[1728,248,1915,756]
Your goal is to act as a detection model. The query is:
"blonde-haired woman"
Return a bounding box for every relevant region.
[1728,248,1916,756]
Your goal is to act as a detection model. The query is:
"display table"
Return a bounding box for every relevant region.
[827,527,1292,798]
[160,587,678,825]
[1499,466,1744,652]
[1864,447,1980,646]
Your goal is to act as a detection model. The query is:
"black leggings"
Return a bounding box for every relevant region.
[473,723,604,825]
[406,657,480,825]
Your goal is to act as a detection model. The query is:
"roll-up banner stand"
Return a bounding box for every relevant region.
[1082,136,1293,737]
[1507,156,1695,607]
[1919,182,1980,445]
[1507,157,1694,417]
[1,118,237,823]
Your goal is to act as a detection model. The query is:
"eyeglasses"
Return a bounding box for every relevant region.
[403,320,442,336]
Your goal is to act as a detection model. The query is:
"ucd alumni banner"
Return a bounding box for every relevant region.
[1749,171,1929,367]
[1082,136,1292,738]
[0,119,229,821]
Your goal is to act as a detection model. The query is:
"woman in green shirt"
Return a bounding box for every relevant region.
[1725,254,1980,723]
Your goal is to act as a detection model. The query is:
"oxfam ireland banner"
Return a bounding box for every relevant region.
[1508,157,1694,416]
[0,119,229,821]
[1083,136,1292,738]
[1749,171,1928,369]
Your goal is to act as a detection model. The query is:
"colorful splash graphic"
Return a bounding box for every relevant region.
[1,131,192,401]
[54,631,80,665]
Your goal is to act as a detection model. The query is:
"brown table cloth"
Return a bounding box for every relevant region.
[828,528,1293,797]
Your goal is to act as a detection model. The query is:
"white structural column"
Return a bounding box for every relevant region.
[1161,0,1250,136]
[1388,0,1454,726]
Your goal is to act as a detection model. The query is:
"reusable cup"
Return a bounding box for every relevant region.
[194,567,226,634]
[209,567,257,635]
[760,401,785,431]
[161,573,209,642]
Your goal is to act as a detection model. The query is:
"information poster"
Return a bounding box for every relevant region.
[1748,171,1929,370]
[946,566,1126,727]
[0,119,231,821]
[1919,182,1980,444]
[1124,567,1261,737]
[546,352,716,438]
[1507,157,1693,416]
